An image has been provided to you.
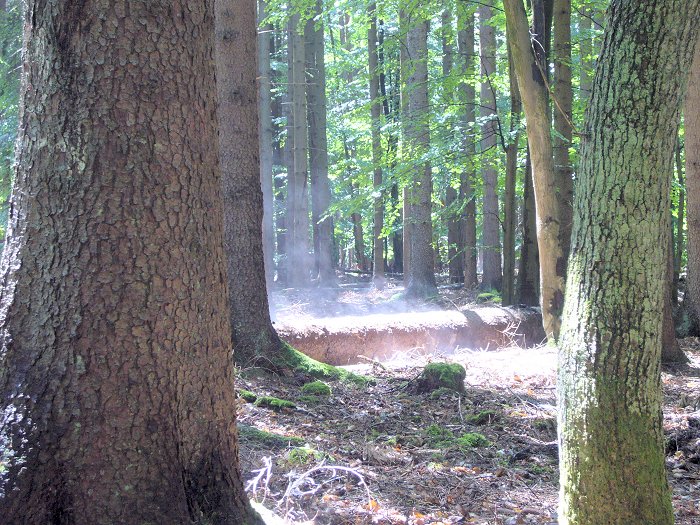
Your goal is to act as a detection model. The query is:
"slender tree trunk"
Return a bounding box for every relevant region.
[0,1,261,522]
[504,0,565,338]
[553,0,574,263]
[673,137,684,304]
[399,9,412,280]
[517,149,541,306]
[218,0,286,366]
[369,3,385,284]
[503,45,522,306]
[405,14,437,299]
[306,1,335,285]
[479,5,502,291]
[663,218,686,363]
[259,0,275,291]
[558,2,700,522]
[457,5,478,288]
[283,17,296,286]
[288,12,310,287]
[685,36,700,333]
[442,8,462,284]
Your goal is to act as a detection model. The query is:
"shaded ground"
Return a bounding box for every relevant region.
[236,284,700,524]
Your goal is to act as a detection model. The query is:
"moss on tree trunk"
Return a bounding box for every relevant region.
[557,1,700,523]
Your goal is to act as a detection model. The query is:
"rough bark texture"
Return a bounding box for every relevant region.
[685,36,700,333]
[457,6,478,288]
[405,14,437,299]
[0,1,260,523]
[558,2,700,523]
[306,1,335,285]
[369,5,384,285]
[504,0,565,339]
[218,0,285,367]
[478,5,502,291]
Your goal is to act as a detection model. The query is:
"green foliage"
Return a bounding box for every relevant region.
[476,289,502,304]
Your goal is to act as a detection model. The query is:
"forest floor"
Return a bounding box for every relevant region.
[237,281,700,524]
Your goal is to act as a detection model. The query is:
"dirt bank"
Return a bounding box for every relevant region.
[276,306,546,365]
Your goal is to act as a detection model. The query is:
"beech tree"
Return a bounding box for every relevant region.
[558,1,700,523]
[0,1,260,522]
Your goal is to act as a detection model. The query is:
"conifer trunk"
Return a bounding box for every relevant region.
[369,3,384,284]
[0,1,260,522]
[685,34,700,332]
[558,2,700,522]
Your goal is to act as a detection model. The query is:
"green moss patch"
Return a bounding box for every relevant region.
[277,343,372,386]
[238,424,304,448]
[300,380,332,396]
[424,424,489,449]
[468,410,499,425]
[254,396,296,411]
[238,389,258,403]
[283,445,332,466]
[417,362,466,394]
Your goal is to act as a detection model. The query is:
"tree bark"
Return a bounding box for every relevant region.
[399,9,412,280]
[504,0,565,339]
[405,14,437,299]
[503,44,522,306]
[685,34,700,333]
[479,4,502,291]
[517,149,541,306]
[673,137,684,304]
[0,1,260,522]
[288,12,311,287]
[457,5,478,288]
[369,3,385,285]
[258,0,275,291]
[305,2,335,286]
[553,0,574,263]
[218,0,286,367]
[558,2,700,523]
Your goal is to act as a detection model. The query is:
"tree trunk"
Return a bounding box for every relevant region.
[685,35,700,333]
[0,1,261,522]
[288,12,310,287]
[504,0,565,339]
[258,0,275,292]
[503,44,522,306]
[369,3,385,285]
[479,5,502,291]
[673,137,684,304]
[579,2,593,101]
[517,150,541,306]
[218,0,286,367]
[405,14,437,299]
[558,2,700,523]
[662,219,686,363]
[553,0,574,263]
[399,9,412,280]
[457,5,478,288]
[306,1,335,286]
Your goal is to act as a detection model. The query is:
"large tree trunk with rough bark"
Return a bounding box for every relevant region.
[0,1,261,523]
[405,15,437,299]
[685,36,700,333]
[218,0,286,367]
[504,0,565,339]
[558,2,700,523]
[479,5,502,291]
[457,5,478,288]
